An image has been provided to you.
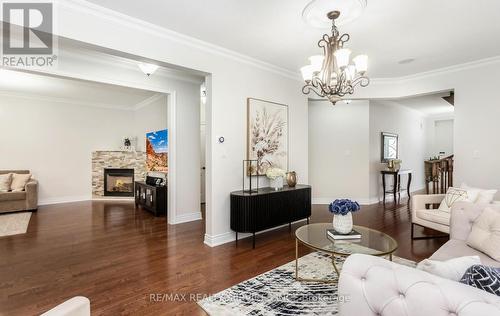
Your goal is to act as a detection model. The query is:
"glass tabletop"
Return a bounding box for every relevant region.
[295,223,398,257]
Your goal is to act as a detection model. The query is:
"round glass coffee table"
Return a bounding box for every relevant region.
[295,223,398,283]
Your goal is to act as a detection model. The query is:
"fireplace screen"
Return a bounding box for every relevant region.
[104,168,134,196]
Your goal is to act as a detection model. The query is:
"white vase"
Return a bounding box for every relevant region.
[270,176,283,190]
[333,212,353,234]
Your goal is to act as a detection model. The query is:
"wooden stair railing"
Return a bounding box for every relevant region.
[424,155,454,194]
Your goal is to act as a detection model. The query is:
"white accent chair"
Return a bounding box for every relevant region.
[40,297,90,316]
[411,194,450,238]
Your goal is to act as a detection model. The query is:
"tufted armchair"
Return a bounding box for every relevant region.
[338,254,500,316]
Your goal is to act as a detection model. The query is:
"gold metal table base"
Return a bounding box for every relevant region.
[294,238,394,283]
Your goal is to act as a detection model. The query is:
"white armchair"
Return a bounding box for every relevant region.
[411,194,449,238]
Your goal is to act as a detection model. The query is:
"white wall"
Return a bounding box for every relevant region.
[309,99,429,204]
[431,119,454,157]
[0,95,134,204]
[347,58,500,198]
[308,100,370,204]
[133,95,168,152]
[369,101,428,200]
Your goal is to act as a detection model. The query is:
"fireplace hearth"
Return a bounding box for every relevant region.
[104,168,135,197]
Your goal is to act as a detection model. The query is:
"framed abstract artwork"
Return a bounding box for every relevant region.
[146,129,168,172]
[247,98,288,176]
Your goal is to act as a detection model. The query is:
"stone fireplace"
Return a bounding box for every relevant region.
[92,151,146,197]
[104,168,134,196]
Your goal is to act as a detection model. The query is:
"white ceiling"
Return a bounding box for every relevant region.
[85,0,500,78]
[390,93,454,116]
[0,69,158,110]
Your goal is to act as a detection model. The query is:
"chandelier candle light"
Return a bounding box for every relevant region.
[301,10,369,105]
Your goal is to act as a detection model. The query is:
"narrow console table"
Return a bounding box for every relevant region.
[135,181,167,217]
[381,169,412,204]
[230,184,311,248]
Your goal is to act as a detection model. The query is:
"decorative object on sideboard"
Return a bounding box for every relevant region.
[247,98,288,176]
[387,159,402,171]
[329,199,360,234]
[242,160,259,194]
[146,129,168,172]
[146,171,167,186]
[381,132,398,162]
[266,167,286,191]
[286,171,297,187]
[301,6,369,105]
[146,175,166,187]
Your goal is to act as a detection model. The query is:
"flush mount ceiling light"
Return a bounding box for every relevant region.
[302,0,367,28]
[138,63,159,76]
[301,10,369,105]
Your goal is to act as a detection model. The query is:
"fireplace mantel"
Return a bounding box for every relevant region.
[92,151,146,197]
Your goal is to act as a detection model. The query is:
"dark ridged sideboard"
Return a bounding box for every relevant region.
[230,184,312,248]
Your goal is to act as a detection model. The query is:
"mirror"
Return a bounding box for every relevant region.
[381,132,398,162]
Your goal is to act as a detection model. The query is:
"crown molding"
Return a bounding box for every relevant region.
[133,93,165,111]
[59,0,301,81]
[371,56,500,85]
[60,47,205,85]
[36,1,500,86]
[0,90,137,111]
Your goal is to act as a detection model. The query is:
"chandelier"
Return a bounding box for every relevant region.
[301,10,369,105]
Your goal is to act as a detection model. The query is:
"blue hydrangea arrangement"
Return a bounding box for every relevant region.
[329,199,360,215]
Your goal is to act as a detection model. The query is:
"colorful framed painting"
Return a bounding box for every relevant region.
[247,98,288,176]
[146,129,168,172]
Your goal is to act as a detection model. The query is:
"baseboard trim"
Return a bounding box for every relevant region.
[38,195,91,206]
[203,218,309,248]
[204,232,234,247]
[171,211,203,224]
[379,186,426,203]
[313,186,426,206]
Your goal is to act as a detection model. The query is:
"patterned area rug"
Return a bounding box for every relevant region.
[198,252,416,316]
[0,212,31,237]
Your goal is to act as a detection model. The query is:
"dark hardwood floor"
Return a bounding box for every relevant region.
[0,197,447,315]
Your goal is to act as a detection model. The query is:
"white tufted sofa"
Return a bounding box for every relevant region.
[338,254,500,316]
[338,202,500,315]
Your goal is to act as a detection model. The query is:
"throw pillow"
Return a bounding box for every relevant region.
[460,265,500,296]
[467,207,500,261]
[416,256,481,281]
[461,183,498,204]
[0,173,12,192]
[438,187,470,212]
[10,173,32,192]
